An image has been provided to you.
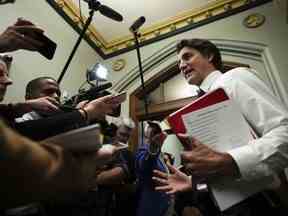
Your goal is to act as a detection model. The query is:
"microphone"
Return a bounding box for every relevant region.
[129,16,146,33]
[83,0,123,22]
[99,5,123,22]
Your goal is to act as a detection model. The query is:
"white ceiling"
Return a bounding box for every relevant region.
[73,0,216,42]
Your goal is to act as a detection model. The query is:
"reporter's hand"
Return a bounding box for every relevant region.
[76,100,89,109]
[26,96,60,113]
[0,18,44,53]
[83,95,121,121]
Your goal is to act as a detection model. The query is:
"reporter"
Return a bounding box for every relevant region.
[0,120,120,207]
[0,19,122,208]
[0,74,122,140]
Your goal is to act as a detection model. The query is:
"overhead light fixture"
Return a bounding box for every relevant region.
[87,63,108,84]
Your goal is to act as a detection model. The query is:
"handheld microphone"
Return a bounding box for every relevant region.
[83,0,123,22]
[129,16,146,33]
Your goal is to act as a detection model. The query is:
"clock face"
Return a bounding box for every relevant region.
[243,13,265,28]
[112,59,126,71]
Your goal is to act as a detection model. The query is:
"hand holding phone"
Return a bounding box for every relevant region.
[15,18,57,59]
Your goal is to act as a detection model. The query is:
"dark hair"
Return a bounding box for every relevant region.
[25,76,58,99]
[176,38,223,71]
[147,121,162,136]
[0,55,12,70]
[163,152,175,165]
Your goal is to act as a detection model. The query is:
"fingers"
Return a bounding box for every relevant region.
[26,97,59,113]
[178,134,200,148]
[113,142,128,151]
[41,97,59,112]
[166,163,178,174]
[153,169,168,179]
[76,100,89,109]
[6,28,43,51]
[103,95,124,107]
[45,97,60,106]
[14,32,43,51]
[14,25,44,35]
[178,133,193,150]
[85,95,120,120]
[15,18,35,26]
[181,151,195,163]
[154,185,176,195]
[93,144,117,166]
[152,176,168,185]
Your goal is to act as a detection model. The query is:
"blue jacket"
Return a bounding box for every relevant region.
[135,144,171,216]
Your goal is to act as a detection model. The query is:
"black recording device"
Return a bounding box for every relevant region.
[64,82,112,106]
[0,0,15,5]
[62,82,121,117]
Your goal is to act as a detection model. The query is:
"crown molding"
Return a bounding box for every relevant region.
[46,0,272,59]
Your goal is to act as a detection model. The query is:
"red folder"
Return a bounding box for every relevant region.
[167,88,229,135]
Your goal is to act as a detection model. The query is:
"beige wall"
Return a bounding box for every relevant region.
[105,1,288,117]
[0,0,101,103]
[1,1,287,113]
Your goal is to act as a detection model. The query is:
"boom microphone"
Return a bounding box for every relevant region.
[129,16,146,33]
[99,5,123,22]
[83,0,123,22]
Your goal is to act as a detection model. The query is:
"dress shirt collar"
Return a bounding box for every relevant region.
[200,70,222,92]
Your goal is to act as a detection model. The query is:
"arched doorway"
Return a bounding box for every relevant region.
[129,61,249,151]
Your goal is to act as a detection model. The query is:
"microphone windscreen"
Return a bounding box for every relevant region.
[129,16,146,32]
[99,5,123,22]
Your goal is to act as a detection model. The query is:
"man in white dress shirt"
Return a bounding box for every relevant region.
[153,38,288,215]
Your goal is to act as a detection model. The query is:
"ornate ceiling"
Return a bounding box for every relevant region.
[46,0,271,59]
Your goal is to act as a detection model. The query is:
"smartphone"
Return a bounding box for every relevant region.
[34,32,57,60]
[0,0,15,5]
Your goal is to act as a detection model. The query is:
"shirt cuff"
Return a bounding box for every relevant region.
[227,143,261,180]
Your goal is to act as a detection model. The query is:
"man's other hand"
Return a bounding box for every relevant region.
[153,163,193,195]
[179,134,240,179]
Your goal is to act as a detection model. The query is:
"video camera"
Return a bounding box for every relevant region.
[62,82,121,117]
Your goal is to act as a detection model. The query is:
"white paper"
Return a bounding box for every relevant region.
[181,98,274,211]
[182,99,253,152]
[43,124,102,152]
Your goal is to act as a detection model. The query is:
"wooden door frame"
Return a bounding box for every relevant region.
[129,61,249,151]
